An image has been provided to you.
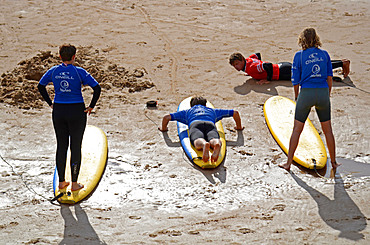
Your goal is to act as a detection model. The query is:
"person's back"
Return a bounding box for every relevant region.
[172,104,234,127]
[292,47,332,88]
[42,64,92,103]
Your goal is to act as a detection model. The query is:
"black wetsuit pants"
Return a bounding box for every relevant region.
[277,62,292,80]
[52,103,86,182]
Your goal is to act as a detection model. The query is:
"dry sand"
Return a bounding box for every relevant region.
[0,0,369,244]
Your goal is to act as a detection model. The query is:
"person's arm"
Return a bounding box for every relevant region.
[292,52,301,101]
[325,51,333,96]
[233,111,244,130]
[159,114,171,132]
[37,84,53,107]
[327,76,333,95]
[249,53,259,60]
[293,84,300,101]
[85,84,101,115]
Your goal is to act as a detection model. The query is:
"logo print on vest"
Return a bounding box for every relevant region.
[60,80,71,92]
[311,64,321,78]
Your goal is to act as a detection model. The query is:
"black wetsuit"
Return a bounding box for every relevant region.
[38,64,101,183]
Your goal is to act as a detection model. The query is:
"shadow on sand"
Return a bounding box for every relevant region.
[234,78,289,96]
[290,172,367,241]
[60,204,106,245]
[233,76,357,96]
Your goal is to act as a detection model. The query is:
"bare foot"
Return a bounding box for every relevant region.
[342,59,350,78]
[211,142,221,163]
[330,168,336,178]
[71,183,84,191]
[202,142,210,162]
[331,161,342,169]
[278,163,291,172]
[59,181,70,189]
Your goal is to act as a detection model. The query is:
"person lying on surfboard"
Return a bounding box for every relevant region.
[278,27,342,172]
[229,52,350,85]
[38,44,101,191]
[159,96,244,163]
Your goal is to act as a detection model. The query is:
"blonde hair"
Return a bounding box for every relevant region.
[298,28,322,50]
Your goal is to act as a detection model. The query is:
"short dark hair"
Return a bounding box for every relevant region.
[59,44,76,61]
[229,52,245,65]
[190,96,207,107]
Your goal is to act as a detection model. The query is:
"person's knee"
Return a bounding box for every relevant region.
[292,120,305,134]
[321,121,333,134]
[323,128,333,137]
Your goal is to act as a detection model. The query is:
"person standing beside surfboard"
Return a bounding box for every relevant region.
[38,44,101,191]
[159,96,244,163]
[278,27,341,171]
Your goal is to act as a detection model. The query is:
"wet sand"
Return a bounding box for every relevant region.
[0,0,369,244]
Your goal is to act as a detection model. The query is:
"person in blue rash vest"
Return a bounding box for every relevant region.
[279,28,341,172]
[38,44,101,191]
[159,96,244,163]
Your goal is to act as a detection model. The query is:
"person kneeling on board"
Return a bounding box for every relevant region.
[159,96,244,163]
[38,44,101,191]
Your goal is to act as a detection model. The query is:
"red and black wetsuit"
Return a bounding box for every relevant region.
[243,53,290,81]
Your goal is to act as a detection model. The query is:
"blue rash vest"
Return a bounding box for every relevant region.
[291,47,333,88]
[170,105,234,126]
[38,63,98,104]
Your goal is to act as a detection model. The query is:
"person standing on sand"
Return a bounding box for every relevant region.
[159,96,244,163]
[279,27,341,171]
[37,44,101,191]
[229,52,350,85]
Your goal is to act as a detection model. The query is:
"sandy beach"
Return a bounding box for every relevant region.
[0,0,369,244]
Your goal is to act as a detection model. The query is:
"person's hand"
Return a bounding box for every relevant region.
[158,126,168,132]
[235,126,245,131]
[84,107,93,115]
[257,79,270,85]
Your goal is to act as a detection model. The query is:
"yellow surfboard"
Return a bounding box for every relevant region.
[263,96,327,169]
[53,125,108,204]
[177,97,226,168]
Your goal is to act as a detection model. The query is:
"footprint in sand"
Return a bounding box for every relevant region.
[272,204,286,211]
[128,215,141,220]
[239,228,255,234]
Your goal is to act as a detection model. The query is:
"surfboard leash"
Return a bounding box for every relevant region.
[313,159,325,179]
[49,192,64,203]
[312,158,333,180]
[337,78,370,95]
[143,108,159,127]
[0,152,59,204]
[143,107,166,139]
